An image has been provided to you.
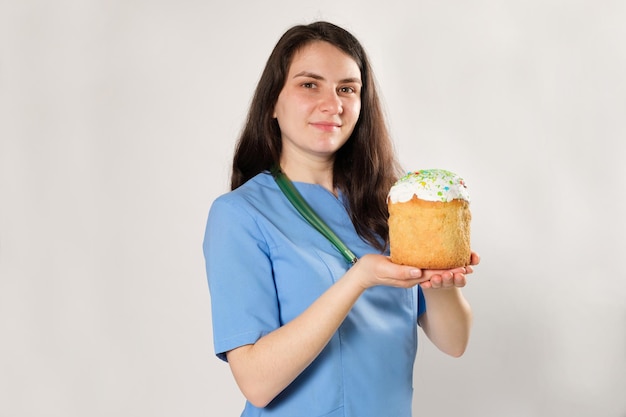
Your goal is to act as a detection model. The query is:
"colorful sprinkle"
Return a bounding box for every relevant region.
[388,169,470,203]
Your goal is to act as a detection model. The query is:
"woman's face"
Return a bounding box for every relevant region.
[273,41,362,164]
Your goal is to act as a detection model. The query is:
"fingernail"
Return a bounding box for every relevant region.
[410,269,422,278]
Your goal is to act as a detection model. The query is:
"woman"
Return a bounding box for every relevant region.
[203,21,479,417]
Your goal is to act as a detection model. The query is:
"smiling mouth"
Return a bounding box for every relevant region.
[311,122,341,131]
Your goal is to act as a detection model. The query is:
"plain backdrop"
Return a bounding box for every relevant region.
[1,1,625,416]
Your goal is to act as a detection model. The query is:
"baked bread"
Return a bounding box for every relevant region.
[388,169,471,269]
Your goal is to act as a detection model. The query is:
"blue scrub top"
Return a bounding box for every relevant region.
[203,172,426,417]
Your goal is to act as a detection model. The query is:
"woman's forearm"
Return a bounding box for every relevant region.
[226,267,366,408]
[419,287,472,357]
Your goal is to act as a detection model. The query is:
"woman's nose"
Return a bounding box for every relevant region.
[319,90,343,114]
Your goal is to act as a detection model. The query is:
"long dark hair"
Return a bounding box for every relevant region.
[231,21,402,251]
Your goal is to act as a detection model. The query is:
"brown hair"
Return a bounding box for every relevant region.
[231,21,402,251]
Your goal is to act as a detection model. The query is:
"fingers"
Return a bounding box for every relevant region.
[420,271,467,289]
[372,255,423,280]
[356,254,428,289]
[387,265,428,288]
[452,272,467,287]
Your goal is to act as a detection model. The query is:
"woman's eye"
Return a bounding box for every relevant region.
[302,82,316,89]
[340,86,356,94]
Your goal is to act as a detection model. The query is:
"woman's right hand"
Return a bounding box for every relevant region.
[350,254,429,289]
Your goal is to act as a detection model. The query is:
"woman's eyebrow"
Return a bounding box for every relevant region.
[293,71,362,85]
[294,71,324,80]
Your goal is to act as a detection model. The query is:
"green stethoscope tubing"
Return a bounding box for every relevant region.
[271,165,358,266]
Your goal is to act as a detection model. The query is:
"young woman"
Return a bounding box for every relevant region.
[203,21,479,417]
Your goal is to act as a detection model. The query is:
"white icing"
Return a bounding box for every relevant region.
[388,169,470,203]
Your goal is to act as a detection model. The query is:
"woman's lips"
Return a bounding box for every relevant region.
[310,121,341,132]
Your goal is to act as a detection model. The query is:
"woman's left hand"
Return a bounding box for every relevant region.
[419,251,480,289]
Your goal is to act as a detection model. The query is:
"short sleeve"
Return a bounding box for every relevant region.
[417,286,426,317]
[203,196,280,361]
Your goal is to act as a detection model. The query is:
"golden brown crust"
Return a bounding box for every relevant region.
[388,196,471,269]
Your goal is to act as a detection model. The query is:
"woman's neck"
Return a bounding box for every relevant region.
[279,157,335,195]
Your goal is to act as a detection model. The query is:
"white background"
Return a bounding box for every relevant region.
[1,1,625,416]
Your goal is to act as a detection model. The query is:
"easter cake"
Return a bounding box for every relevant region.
[387,169,471,269]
